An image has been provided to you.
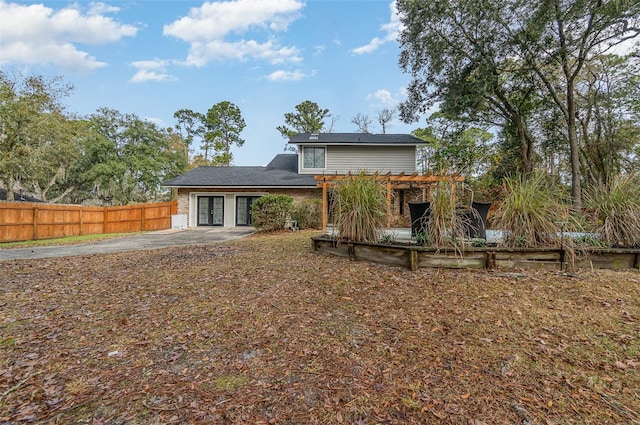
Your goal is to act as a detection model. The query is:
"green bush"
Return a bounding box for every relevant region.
[293,198,322,229]
[332,172,387,242]
[252,194,294,231]
[583,173,640,247]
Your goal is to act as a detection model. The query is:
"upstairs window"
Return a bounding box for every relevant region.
[303,146,325,169]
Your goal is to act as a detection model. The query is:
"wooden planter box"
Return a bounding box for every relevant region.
[311,236,640,271]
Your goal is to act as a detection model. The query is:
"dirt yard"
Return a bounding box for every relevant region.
[1,230,639,424]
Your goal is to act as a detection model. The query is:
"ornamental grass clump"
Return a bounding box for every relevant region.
[332,172,387,243]
[583,173,640,248]
[427,179,468,252]
[492,173,572,248]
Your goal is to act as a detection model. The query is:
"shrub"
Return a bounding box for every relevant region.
[492,173,573,248]
[293,199,322,229]
[332,172,387,242]
[583,173,640,247]
[252,194,294,231]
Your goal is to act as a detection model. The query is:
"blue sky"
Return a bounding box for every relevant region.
[0,0,434,165]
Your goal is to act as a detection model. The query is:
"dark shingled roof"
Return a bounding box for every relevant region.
[0,188,43,202]
[163,154,317,188]
[289,132,424,145]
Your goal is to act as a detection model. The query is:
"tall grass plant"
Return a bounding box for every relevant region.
[492,173,573,247]
[583,173,640,247]
[332,172,387,242]
[427,179,468,252]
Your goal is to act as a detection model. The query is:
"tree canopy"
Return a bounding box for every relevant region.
[0,72,187,205]
[0,72,72,201]
[397,0,640,208]
[277,100,331,140]
[203,101,246,166]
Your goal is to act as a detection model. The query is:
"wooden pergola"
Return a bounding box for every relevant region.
[314,172,465,229]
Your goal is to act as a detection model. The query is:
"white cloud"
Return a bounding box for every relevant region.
[0,1,137,72]
[368,89,400,107]
[185,40,302,67]
[129,59,176,83]
[265,69,307,81]
[164,0,304,66]
[88,2,121,16]
[352,0,403,55]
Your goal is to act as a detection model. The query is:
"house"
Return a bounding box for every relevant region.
[162,133,425,228]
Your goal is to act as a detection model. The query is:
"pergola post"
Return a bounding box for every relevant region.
[322,180,328,230]
[386,178,392,228]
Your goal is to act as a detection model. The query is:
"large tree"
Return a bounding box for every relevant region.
[277,100,331,149]
[173,108,205,164]
[414,114,495,176]
[0,72,72,200]
[204,101,245,166]
[26,118,83,202]
[78,108,186,205]
[397,0,640,208]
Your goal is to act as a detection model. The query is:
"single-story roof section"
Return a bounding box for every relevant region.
[162,154,317,188]
[288,132,425,146]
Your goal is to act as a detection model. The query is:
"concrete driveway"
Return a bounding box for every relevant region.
[0,227,255,261]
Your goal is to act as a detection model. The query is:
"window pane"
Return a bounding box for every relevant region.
[303,147,325,168]
[212,198,224,225]
[198,198,209,224]
[237,197,248,225]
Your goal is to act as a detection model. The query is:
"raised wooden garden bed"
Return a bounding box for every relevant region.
[311,236,640,271]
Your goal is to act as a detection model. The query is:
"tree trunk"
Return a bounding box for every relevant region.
[515,115,533,175]
[2,177,17,201]
[567,87,582,210]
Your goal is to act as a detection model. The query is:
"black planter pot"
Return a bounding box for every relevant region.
[465,201,492,239]
[408,201,431,237]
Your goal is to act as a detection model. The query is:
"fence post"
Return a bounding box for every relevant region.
[79,206,84,236]
[103,207,108,234]
[141,205,146,231]
[33,206,39,240]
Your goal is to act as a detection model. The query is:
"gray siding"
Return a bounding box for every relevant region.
[299,145,416,174]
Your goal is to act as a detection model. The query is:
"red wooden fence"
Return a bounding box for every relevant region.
[0,201,178,243]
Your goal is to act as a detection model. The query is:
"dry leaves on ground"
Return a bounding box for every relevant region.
[1,230,639,424]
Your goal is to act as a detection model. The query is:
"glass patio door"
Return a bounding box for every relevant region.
[197,196,224,226]
[236,196,261,226]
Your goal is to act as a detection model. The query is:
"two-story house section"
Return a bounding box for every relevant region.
[290,133,421,175]
[163,133,425,228]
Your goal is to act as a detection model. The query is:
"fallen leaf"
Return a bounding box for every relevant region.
[615,361,628,370]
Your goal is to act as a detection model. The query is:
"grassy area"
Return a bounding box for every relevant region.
[1,230,639,423]
[0,232,141,249]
